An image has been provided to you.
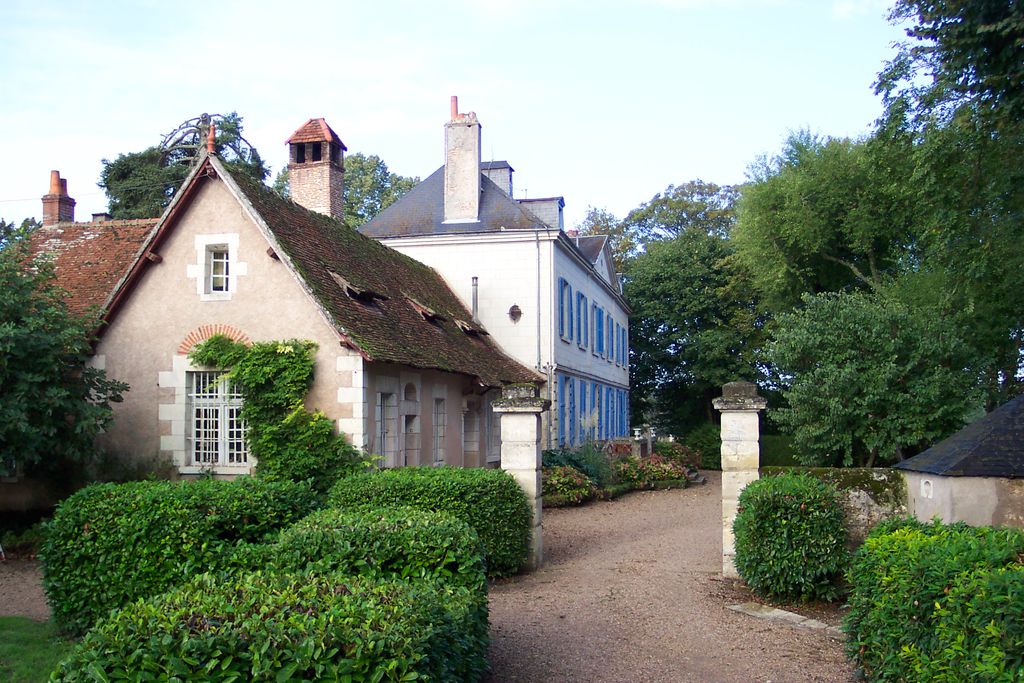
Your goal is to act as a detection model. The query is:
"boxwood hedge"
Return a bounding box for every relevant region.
[328,467,532,577]
[41,477,318,635]
[51,571,488,682]
[733,472,847,601]
[844,518,1024,682]
[235,506,487,595]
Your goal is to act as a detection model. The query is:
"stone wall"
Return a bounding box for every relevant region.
[761,466,908,548]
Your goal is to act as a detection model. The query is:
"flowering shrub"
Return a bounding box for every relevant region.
[614,455,688,488]
[653,441,701,469]
[542,466,597,506]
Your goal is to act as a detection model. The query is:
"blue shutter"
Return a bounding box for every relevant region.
[568,379,576,446]
[557,374,566,446]
[561,278,569,339]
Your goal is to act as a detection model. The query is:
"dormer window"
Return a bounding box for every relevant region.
[208,247,229,293]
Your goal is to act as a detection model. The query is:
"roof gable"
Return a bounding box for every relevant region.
[895,394,1024,477]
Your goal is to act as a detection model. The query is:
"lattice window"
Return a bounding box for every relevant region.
[187,371,248,466]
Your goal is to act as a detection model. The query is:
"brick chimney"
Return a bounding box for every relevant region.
[42,170,76,226]
[286,118,347,222]
[444,96,481,223]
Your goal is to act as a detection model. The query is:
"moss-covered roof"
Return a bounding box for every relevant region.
[224,163,540,387]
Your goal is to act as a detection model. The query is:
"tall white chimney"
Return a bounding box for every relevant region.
[444,96,481,223]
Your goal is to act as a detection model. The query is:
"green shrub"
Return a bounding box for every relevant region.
[256,506,487,594]
[909,563,1024,681]
[328,467,531,577]
[613,455,689,489]
[683,423,721,469]
[542,442,616,487]
[41,478,318,635]
[542,466,597,507]
[759,434,801,467]
[844,519,1024,682]
[733,473,847,601]
[52,572,488,682]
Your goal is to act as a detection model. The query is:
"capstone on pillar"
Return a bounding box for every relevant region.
[713,381,767,579]
[492,382,549,570]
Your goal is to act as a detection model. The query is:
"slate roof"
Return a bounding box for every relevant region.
[481,160,513,171]
[574,235,607,265]
[286,118,347,149]
[222,161,540,387]
[358,166,550,238]
[28,219,157,317]
[894,394,1024,477]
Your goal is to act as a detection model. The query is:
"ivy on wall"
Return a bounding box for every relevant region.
[189,335,365,491]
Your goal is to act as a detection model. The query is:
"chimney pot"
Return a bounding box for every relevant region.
[451,95,459,121]
[207,122,216,154]
[42,170,76,226]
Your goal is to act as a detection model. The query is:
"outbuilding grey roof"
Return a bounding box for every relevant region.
[358,166,551,238]
[894,394,1024,477]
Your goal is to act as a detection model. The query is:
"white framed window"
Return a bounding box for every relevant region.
[188,233,246,301]
[186,371,248,467]
[433,398,447,465]
[207,247,230,293]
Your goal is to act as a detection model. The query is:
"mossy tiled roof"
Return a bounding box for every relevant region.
[226,164,540,387]
[28,219,157,317]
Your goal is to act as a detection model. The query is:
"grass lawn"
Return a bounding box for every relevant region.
[0,617,75,683]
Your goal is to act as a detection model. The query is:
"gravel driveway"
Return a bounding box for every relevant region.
[486,472,854,682]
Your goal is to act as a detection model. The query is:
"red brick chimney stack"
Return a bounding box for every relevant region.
[42,170,76,226]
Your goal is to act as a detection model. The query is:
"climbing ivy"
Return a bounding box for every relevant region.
[189,335,365,491]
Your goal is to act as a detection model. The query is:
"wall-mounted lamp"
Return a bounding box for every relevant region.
[508,304,522,323]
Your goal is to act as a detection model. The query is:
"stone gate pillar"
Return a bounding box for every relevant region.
[713,381,767,579]
[492,383,550,570]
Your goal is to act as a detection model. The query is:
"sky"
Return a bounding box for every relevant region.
[0,0,907,229]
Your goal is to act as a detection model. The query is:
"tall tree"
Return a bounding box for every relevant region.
[882,0,1024,123]
[769,289,980,467]
[0,241,127,477]
[626,229,762,433]
[623,180,739,243]
[732,131,917,312]
[342,153,418,229]
[100,112,269,219]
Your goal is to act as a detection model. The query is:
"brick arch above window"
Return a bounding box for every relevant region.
[177,324,252,355]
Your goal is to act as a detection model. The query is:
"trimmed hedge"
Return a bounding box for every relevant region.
[733,472,847,601]
[236,506,488,595]
[844,519,1024,682]
[52,572,488,682]
[41,477,318,635]
[328,467,532,577]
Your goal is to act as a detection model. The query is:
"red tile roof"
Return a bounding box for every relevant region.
[286,118,347,149]
[28,219,156,318]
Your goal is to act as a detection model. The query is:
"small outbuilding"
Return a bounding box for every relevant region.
[895,394,1024,528]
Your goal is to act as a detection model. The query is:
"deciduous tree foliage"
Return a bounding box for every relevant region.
[626,229,761,433]
[769,290,979,467]
[733,131,916,312]
[575,206,635,274]
[0,241,127,477]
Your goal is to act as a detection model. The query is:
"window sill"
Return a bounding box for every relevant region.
[178,465,252,476]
